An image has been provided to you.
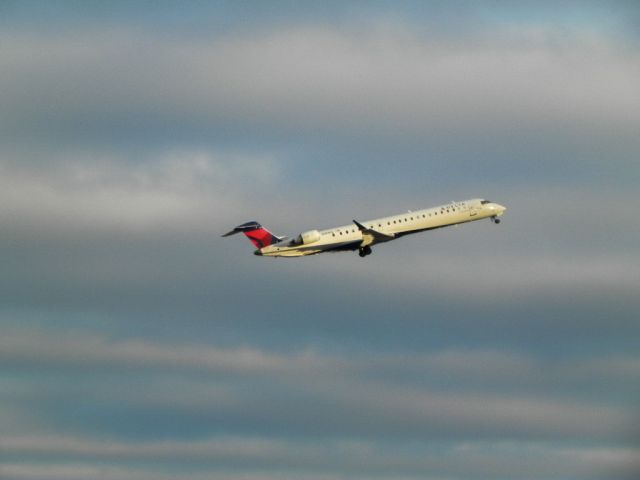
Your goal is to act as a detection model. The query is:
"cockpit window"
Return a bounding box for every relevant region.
[480,200,491,205]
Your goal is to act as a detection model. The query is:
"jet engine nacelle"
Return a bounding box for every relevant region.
[298,229,321,245]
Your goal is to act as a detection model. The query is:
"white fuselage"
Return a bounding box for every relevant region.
[257,198,506,257]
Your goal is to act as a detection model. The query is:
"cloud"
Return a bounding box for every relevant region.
[1,24,638,162]
[1,8,639,480]
[4,328,640,387]
[1,148,637,315]
[0,150,278,232]
[2,329,638,444]
[0,329,315,375]
[3,436,639,480]
[0,150,287,311]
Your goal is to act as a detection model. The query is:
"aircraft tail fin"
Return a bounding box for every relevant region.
[222,221,281,248]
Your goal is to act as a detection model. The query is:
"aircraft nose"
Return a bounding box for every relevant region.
[487,202,506,216]
[254,249,262,256]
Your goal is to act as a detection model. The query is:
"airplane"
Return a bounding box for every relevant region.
[223,198,506,258]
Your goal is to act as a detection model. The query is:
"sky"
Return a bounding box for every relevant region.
[1,1,639,479]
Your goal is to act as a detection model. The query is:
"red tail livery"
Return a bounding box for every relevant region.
[221,221,281,249]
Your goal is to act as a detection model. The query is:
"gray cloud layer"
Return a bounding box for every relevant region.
[2,24,639,182]
[1,6,639,480]
[2,329,639,479]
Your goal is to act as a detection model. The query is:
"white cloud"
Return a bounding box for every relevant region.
[0,150,278,234]
[303,245,640,301]
[4,328,640,384]
[295,183,640,299]
[0,329,313,375]
[1,24,638,143]
[1,11,639,480]
[3,436,639,480]
[1,25,638,302]
[173,26,640,134]
[2,329,638,442]
[4,328,639,388]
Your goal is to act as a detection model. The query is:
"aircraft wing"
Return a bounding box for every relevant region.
[353,220,395,246]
